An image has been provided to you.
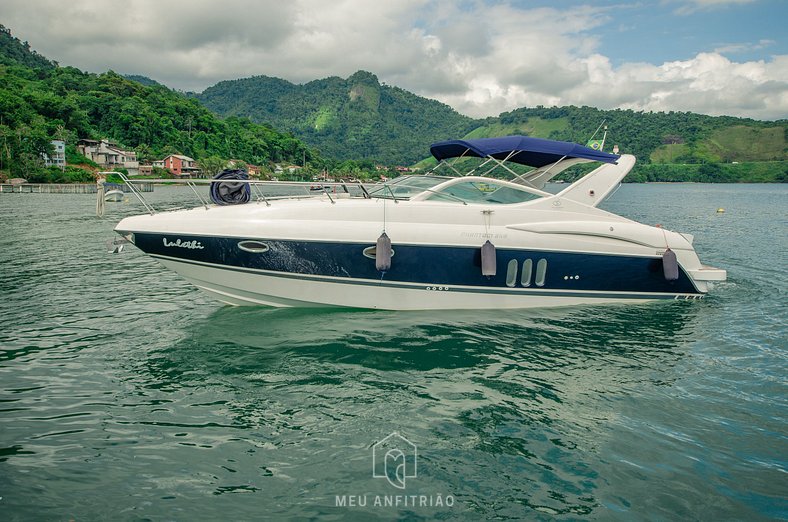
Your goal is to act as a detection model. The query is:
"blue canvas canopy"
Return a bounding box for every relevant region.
[430,135,620,168]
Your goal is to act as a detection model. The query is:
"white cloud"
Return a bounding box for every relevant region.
[714,39,775,55]
[667,0,756,16]
[560,52,788,120]
[0,0,785,120]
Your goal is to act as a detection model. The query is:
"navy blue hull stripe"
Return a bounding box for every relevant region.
[151,253,701,300]
[129,232,701,295]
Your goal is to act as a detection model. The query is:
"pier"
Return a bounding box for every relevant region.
[0,183,153,194]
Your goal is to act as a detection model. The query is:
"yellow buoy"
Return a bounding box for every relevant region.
[716,208,725,213]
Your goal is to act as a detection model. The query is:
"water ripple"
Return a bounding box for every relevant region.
[0,186,785,520]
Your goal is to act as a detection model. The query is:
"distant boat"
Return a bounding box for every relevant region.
[104,189,124,202]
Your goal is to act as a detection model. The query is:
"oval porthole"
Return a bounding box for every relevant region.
[506,259,518,287]
[535,258,548,287]
[521,258,533,287]
[238,240,270,253]
[363,246,395,259]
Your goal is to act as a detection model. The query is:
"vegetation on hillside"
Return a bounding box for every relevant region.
[0,25,56,70]
[0,68,311,178]
[495,105,786,165]
[197,71,478,164]
[0,25,335,182]
[199,70,786,182]
[123,74,166,88]
[628,161,788,183]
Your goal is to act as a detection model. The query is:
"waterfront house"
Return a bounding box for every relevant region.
[77,139,140,175]
[42,140,66,169]
[161,154,200,177]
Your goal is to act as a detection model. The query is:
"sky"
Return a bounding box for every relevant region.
[1,0,786,120]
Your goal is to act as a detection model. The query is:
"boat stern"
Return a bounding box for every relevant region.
[687,265,727,293]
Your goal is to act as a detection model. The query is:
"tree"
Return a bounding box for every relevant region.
[16,152,43,178]
[135,143,153,163]
[229,159,247,171]
[198,155,228,177]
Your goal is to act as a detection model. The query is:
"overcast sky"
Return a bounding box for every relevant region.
[2,0,786,120]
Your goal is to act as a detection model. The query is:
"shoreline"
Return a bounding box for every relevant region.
[0,183,154,193]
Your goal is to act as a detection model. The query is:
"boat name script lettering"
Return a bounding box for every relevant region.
[163,238,205,250]
[461,232,508,239]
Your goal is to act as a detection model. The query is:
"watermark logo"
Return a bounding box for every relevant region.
[372,432,417,489]
[335,433,454,510]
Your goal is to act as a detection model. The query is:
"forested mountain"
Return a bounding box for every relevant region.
[197,71,478,164]
[0,25,55,70]
[198,71,786,181]
[487,105,786,165]
[0,25,312,181]
[124,74,167,88]
[464,106,787,181]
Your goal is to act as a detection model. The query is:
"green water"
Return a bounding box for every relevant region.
[0,184,785,520]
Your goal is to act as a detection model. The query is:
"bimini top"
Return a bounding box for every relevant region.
[430,135,620,168]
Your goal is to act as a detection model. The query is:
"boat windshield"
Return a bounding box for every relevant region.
[425,180,543,204]
[368,175,451,199]
[369,175,544,204]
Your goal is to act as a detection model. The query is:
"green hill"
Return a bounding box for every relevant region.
[123,74,167,88]
[492,105,787,164]
[493,106,786,181]
[0,25,314,182]
[198,71,477,164]
[0,24,55,70]
[197,72,786,181]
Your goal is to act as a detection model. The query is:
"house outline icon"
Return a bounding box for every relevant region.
[372,432,418,489]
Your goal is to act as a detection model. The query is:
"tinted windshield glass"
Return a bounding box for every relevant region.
[426,180,541,204]
[368,176,450,199]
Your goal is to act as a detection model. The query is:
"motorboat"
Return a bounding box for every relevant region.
[103,182,126,202]
[113,135,726,309]
[104,189,125,202]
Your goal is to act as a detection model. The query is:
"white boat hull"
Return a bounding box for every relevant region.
[104,189,125,202]
[154,254,702,310]
[114,145,726,310]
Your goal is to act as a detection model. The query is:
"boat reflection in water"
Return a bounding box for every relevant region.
[130,301,702,517]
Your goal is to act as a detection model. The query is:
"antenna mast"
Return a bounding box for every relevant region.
[586,120,608,151]
[588,120,606,142]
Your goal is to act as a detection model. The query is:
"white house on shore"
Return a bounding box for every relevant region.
[42,140,66,169]
[77,139,140,175]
